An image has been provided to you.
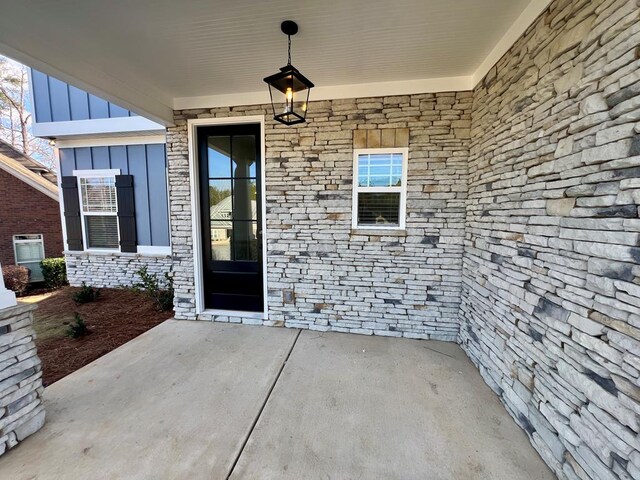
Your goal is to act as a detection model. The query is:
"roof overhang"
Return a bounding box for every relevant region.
[0,153,58,201]
[0,0,552,126]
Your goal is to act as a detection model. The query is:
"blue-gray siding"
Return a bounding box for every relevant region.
[59,145,170,247]
[31,69,134,123]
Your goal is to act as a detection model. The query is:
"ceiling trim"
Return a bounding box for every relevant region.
[471,0,553,86]
[173,76,474,110]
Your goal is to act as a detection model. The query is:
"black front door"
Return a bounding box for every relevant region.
[198,124,263,312]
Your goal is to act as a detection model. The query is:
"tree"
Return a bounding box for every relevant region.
[0,56,55,170]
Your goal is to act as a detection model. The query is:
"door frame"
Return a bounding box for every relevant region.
[187,116,268,319]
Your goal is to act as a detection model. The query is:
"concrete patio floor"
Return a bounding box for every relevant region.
[0,320,555,480]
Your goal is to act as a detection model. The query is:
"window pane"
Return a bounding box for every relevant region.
[233,221,258,261]
[85,216,119,249]
[15,242,43,263]
[209,221,258,261]
[232,135,257,178]
[208,136,231,178]
[357,192,401,226]
[357,153,404,188]
[210,221,231,261]
[20,261,44,282]
[232,178,257,220]
[80,177,116,213]
[209,180,232,220]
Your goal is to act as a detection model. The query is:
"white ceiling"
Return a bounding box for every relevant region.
[0,0,549,124]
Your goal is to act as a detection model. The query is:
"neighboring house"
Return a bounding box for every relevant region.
[29,69,172,286]
[0,139,62,281]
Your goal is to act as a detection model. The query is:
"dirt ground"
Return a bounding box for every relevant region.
[24,286,173,386]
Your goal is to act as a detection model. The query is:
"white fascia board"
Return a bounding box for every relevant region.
[174,76,474,110]
[471,0,553,86]
[0,156,58,201]
[56,134,166,149]
[32,116,166,140]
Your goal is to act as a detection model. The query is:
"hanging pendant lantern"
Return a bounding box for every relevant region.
[264,20,314,126]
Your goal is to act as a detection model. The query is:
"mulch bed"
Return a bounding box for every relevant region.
[31,286,173,386]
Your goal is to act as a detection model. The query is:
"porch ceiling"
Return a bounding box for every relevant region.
[0,0,550,125]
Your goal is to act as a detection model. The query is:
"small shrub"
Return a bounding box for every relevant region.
[133,266,174,312]
[2,265,29,295]
[73,282,101,304]
[66,313,89,339]
[41,257,67,289]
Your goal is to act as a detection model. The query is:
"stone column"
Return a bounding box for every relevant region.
[0,260,45,456]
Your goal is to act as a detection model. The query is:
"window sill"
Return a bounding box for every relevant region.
[64,249,171,258]
[350,228,407,237]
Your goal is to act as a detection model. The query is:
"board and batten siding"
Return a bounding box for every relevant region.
[31,69,134,123]
[59,144,170,247]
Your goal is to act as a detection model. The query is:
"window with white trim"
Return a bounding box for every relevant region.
[13,234,45,282]
[352,148,408,229]
[76,171,120,250]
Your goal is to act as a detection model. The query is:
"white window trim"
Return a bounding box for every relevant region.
[13,234,46,283]
[74,169,121,253]
[352,147,408,230]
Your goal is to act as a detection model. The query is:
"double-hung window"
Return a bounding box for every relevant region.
[75,170,120,250]
[352,148,408,229]
[13,234,45,282]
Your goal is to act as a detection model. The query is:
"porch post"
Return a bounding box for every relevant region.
[0,260,17,309]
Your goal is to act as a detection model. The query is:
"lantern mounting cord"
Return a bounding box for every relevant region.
[287,34,291,66]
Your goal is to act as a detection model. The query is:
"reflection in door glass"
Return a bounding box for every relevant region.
[210,220,231,260]
[209,221,257,261]
[232,178,257,221]
[232,135,257,177]
[209,180,232,220]
[233,221,258,261]
[208,136,231,177]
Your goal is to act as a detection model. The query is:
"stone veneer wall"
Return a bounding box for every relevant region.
[65,252,172,288]
[168,93,471,340]
[0,304,45,456]
[459,0,640,479]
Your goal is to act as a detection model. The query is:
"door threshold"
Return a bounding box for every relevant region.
[201,308,267,320]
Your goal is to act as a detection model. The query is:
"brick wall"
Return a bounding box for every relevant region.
[0,168,63,267]
[459,0,640,478]
[168,93,472,340]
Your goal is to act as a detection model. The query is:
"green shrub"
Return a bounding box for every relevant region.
[66,313,89,339]
[133,266,174,312]
[2,265,29,295]
[72,282,101,304]
[41,257,67,289]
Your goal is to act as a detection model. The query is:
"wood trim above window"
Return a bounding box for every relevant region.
[353,128,409,149]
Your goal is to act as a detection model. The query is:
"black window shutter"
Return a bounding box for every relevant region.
[61,176,83,251]
[115,175,137,253]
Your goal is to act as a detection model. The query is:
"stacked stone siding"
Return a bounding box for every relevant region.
[168,93,472,340]
[460,0,640,479]
[65,252,172,288]
[0,304,45,456]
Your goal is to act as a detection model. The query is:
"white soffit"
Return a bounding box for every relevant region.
[0,0,552,122]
